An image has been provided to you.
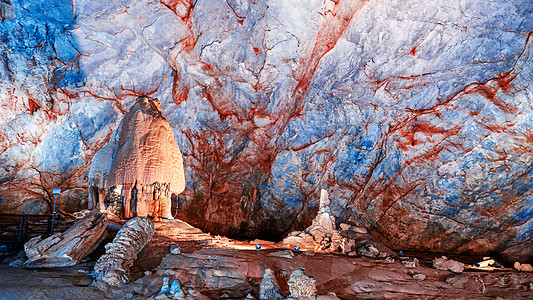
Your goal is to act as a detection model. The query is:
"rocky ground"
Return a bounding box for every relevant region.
[0,219,532,299]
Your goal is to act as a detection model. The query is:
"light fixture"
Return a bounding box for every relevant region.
[52,188,61,214]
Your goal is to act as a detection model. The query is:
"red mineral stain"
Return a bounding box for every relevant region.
[202,63,216,74]
[465,80,517,115]
[461,32,533,115]
[496,73,515,93]
[397,120,448,152]
[28,99,39,115]
[172,70,189,105]
[409,46,417,56]
[253,47,260,54]
[292,0,369,115]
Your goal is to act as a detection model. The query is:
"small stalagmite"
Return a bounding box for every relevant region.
[88,96,185,218]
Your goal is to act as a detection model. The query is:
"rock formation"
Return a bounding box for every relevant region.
[259,268,283,300]
[287,268,317,299]
[0,0,532,259]
[280,189,394,258]
[88,96,185,218]
[281,189,337,251]
[432,256,465,273]
[24,209,108,268]
[93,217,154,286]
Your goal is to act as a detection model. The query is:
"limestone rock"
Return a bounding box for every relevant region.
[269,250,294,259]
[280,189,393,258]
[412,274,426,280]
[514,262,533,272]
[169,279,185,299]
[401,258,419,268]
[8,259,24,268]
[280,190,338,252]
[356,243,381,258]
[259,268,283,300]
[339,223,367,234]
[88,96,185,219]
[311,189,336,233]
[158,277,171,296]
[154,277,185,300]
[24,209,108,268]
[93,217,154,286]
[432,256,464,273]
[316,293,341,300]
[1,0,533,259]
[287,268,317,299]
[170,244,181,255]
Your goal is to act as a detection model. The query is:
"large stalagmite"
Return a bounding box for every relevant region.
[88,96,185,218]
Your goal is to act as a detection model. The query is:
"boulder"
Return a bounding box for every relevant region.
[514,262,533,272]
[432,256,464,273]
[93,217,154,286]
[24,209,108,268]
[170,244,181,255]
[259,268,283,300]
[287,268,317,299]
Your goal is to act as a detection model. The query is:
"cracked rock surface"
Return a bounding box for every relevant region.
[0,0,532,257]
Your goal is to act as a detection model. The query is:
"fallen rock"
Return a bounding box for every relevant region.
[24,209,108,268]
[316,292,341,300]
[279,190,336,252]
[93,217,154,286]
[170,244,181,255]
[169,279,185,299]
[514,262,533,272]
[72,209,92,219]
[412,274,426,280]
[357,243,381,258]
[259,268,283,300]
[339,223,368,234]
[8,259,24,268]
[279,189,394,258]
[287,268,317,299]
[269,250,294,259]
[157,277,171,297]
[155,278,185,300]
[402,258,419,268]
[432,256,464,273]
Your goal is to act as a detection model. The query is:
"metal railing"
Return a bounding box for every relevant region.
[0,214,58,251]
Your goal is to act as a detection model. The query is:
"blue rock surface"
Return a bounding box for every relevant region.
[0,0,532,258]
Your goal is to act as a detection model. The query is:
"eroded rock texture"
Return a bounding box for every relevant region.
[88,96,185,218]
[24,209,108,268]
[0,0,532,258]
[93,217,154,286]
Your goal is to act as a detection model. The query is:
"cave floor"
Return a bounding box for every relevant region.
[0,219,532,299]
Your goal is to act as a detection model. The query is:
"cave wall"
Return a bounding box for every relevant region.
[1,0,533,256]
